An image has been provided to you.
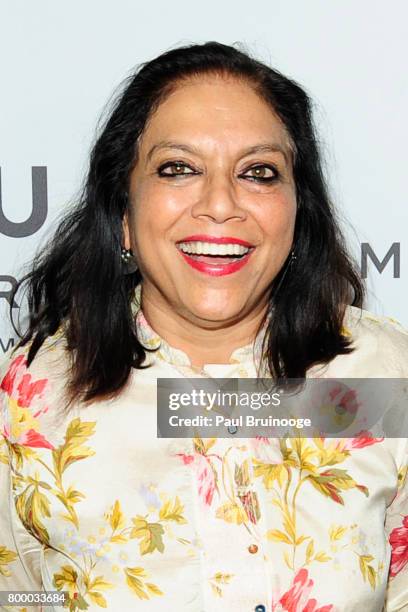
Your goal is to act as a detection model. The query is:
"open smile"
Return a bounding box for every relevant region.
[175,235,256,277]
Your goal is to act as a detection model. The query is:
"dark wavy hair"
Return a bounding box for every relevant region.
[10,41,365,409]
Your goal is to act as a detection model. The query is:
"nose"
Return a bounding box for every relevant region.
[190,172,246,223]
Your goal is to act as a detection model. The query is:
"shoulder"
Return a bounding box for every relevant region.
[0,330,71,442]
[344,304,408,336]
[312,305,408,378]
[0,328,70,386]
[350,305,408,375]
[345,306,408,368]
[345,304,408,333]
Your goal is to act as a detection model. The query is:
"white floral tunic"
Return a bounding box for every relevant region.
[0,287,407,611]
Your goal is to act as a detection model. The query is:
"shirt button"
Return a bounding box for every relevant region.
[248,544,258,554]
[228,424,238,434]
[254,606,266,612]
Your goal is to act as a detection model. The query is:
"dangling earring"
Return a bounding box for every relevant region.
[290,249,297,267]
[121,247,138,274]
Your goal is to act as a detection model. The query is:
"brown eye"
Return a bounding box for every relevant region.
[158,162,195,177]
[242,164,278,182]
[172,164,189,175]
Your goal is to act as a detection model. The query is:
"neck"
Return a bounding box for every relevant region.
[139,285,269,369]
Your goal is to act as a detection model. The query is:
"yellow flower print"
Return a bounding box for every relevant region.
[209,572,235,598]
[0,545,18,577]
[329,524,348,541]
[124,566,163,600]
[341,325,353,338]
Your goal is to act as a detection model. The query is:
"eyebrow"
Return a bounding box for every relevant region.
[146,140,290,166]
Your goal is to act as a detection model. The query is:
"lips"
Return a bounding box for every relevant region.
[178,250,254,276]
[175,234,256,277]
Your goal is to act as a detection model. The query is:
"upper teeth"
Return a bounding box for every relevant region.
[177,241,250,255]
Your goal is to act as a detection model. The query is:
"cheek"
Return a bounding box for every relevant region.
[257,193,297,241]
[131,181,190,238]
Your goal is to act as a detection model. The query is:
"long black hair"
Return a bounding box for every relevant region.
[10,41,365,409]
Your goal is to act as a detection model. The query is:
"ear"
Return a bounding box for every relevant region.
[122,212,131,250]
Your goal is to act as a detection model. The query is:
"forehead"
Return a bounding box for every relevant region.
[139,75,291,153]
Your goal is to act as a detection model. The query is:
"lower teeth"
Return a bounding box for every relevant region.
[188,254,243,262]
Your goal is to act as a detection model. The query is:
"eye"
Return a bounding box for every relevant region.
[157,161,197,177]
[240,164,279,183]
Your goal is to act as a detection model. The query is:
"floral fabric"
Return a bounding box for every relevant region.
[0,287,408,611]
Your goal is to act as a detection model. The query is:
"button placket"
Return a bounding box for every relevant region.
[231,441,265,557]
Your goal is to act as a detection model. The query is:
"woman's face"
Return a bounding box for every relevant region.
[125,74,297,326]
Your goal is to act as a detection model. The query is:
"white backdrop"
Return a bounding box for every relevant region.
[1,0,407,355]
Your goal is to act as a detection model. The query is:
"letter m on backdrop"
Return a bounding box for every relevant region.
[361,243,400,279]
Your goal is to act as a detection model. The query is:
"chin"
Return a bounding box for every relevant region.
[187,302,242,324]
[177,287,248,321]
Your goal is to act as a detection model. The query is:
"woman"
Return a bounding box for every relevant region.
[0,41,407,611]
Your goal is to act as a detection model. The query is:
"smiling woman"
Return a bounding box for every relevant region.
[123,74,298,365]
[1,41,408,611]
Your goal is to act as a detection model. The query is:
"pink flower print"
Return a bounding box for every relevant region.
[237,490,259,524]
[17,427,54,449]
[310,381,364,435]
[342,430,384,450]
[1,354,25,396]
[176,452,216,506]
[179,454,195,466]
[1,354,48,410]
[276,568,333,612]
[328,384,360,415]
[250,436,283,463]
[313,381,361,416]
[389,515,408,577]
[1,354,54,449]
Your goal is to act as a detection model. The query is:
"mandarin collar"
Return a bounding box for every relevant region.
[130,283,269,370]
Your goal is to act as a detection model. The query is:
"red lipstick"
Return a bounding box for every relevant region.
[178,250,254,276]
[176,235,255,277]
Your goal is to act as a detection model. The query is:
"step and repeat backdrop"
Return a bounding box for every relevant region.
[1,1,407,355]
